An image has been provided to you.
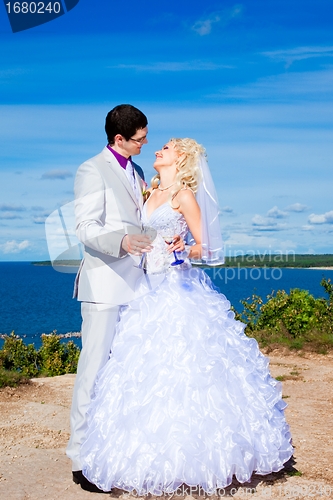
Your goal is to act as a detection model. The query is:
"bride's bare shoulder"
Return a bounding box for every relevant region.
[176,187,196,204]
[172,187,199,214]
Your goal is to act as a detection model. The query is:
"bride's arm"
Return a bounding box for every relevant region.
[175,189,202,260]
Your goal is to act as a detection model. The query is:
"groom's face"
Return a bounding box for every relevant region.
[121,127,148,157]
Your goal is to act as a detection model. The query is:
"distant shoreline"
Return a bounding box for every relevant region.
[0,331,81,340]
[32,260,81,267]
[308,266,333,270]
[31,254,333,270]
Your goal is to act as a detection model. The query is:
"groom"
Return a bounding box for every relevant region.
[67,104,153,493]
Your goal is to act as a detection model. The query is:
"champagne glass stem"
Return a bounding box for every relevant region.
[138,253,145,269]
[163,238,184,266]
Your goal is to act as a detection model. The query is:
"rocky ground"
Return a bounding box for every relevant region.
[0,349,332,499]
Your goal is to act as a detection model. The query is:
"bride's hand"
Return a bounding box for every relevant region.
[167,235,185,253]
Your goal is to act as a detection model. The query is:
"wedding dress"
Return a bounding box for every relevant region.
[80,201,293,494]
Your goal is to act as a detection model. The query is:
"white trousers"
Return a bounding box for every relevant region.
[66,302,120,471]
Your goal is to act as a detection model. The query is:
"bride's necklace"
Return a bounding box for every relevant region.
[158,182,176,191]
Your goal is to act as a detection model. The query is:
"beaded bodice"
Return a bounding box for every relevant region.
[142,201,188,239]
[141,201,189,274]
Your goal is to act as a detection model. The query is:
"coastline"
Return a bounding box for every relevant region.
[308,266,333,270]
[0,332,81,340]
[30,254,333,270]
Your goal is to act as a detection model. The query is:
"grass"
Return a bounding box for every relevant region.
[286,470,303,477]
[246,328,333,354]
[0,368,30,388]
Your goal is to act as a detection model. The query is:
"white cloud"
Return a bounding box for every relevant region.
[252,214,286,231]
[108,62,233,72]
[252,214,274,226]
[267,206,288,219]
[308,211,333,224]
[32,209,50,224]
[192,4,243,36]
[0,213,23,220]
[0,203,26,212]
[286,203,309,212]
[0,240,31,254]
[192,16,220,36]
[33,215,48,224]
[41,170,73,180]
[262,46,333,68]
[225,232,297,252]
[254,225,287,232]
[214,69,333,102]
[221,206,234,213]
[225,232,274,248]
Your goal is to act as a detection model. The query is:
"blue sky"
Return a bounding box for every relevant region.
[0,0,332,261]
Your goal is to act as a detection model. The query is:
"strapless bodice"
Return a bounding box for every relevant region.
[142,201,188,239]
[141,202,189,274]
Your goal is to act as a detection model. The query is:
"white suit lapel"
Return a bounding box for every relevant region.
[102,147,142,210]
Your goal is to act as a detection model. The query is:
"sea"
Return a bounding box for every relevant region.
[0,261,332,349]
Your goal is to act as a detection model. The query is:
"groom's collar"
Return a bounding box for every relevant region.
[107,145,131,170]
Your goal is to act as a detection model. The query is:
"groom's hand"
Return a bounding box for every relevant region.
[122,234,153,256]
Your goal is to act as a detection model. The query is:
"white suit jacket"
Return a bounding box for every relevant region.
[74,147,149,305]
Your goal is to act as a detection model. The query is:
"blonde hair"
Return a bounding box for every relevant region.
[151,138,205,204]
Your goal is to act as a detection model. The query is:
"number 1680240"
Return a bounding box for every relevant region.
[5,2,61,14]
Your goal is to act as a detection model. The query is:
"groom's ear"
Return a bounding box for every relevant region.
[114,134,125,146]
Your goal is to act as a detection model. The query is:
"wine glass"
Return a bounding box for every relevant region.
[161,229,184,266]
[134,225,157,271]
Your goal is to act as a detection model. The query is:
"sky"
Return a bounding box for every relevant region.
[0,0,332,261]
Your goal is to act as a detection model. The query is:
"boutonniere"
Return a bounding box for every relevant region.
[142,181,151,202]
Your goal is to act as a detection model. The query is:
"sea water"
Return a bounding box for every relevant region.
[0,262,332,349]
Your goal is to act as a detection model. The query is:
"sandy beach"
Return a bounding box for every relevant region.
[1,349,332,499]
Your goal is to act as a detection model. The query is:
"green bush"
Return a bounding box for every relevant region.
[234,278,333,352]
[0,333,41,377]
[39,333,80,376]
[0,332,80,387]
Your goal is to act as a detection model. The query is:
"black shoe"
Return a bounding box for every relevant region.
[72,470,111,494]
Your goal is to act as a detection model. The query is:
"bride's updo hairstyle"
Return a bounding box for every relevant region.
[151,138,205,204]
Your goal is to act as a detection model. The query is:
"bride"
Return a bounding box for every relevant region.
[80,138,293,494]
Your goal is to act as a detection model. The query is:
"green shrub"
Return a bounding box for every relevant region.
[0,332,80,386]
[235,278,333,352]
[0,332,40,377]
[39,334,80,376]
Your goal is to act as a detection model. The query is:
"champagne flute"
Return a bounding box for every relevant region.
[161,229,184,266]
[134,225,157,271]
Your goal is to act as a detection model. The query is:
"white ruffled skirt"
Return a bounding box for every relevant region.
[80,267,293,494]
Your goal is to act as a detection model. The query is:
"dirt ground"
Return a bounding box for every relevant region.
[0,349,332,500]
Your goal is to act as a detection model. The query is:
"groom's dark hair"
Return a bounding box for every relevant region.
[105,104,148,145]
